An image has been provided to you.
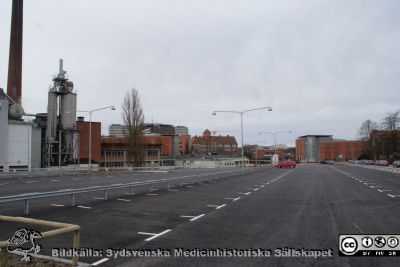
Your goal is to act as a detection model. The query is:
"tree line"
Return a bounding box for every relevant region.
[358,110,400,161]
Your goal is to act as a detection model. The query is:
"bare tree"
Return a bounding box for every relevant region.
[122,88,145,167]
[381,111,400,160]
[358,119,378,159]
[382,111,400,131]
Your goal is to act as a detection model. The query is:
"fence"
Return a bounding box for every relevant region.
[0,215,80,267]
[0,169,254,215]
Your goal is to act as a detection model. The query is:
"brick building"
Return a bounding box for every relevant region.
[77,120,191,167]
[191,129,238,156]
[76,117,101,163]
[296,135,367,162]
[319,140,367,161]
[244,145,295,163]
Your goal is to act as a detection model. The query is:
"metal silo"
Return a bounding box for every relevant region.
[61,93,77,155]
[60,93,77,130]
[45,91,57,141]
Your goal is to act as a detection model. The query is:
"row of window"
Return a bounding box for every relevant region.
[101,150,160,158]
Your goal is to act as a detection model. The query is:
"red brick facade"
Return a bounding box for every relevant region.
[319,140,367,161]
[76,120,102,163]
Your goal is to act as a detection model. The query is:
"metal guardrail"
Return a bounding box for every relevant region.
[0,169,254,215]
[0,215,80,267]
[347,163,400,175]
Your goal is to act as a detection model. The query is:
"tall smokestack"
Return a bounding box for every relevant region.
[7,0,23,105]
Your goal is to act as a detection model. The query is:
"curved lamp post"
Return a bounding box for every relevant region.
[78,106,116,171]
[212,107,272,167]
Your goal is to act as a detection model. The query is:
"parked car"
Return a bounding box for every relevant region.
[393,161,400,168]
[376,160,389,166]
[276,161,296,168]
[320,160,333,164]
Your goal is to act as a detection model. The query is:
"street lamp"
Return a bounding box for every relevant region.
[259,130,291,163]
[78,106,116,171]
[212,106,272,167]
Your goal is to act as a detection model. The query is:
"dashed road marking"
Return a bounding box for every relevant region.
[377,189,392,193]
[370,185,382,188]
[387,194,400,198]
[260,185,265,188]
[138,229,171,241]
[77,206,92,209]
[94,197,105,200]
[253,188,259,191]
[207,204,226,209]
[245,192,252,196]
[181,214,206,222]
[117,198,131,202]
[51,179,61,182]
[0,183,9,186]
[26,181,39,184]
[50,204,64,207]
[168,189,179,192]
[92,258,109,266]
[146,193,158,196]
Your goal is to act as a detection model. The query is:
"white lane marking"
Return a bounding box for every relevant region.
[377,189,392,192]
[77,206,92,209]
[225,197,241,201]
[207,204,226,209]
[216,204,226,209]
[387,194,400,198]
[237,192,248,195]
[117,198,131,202]
[50,204,64,207]
[146,193,158,196]
[0,183,10,186]
[245,192,252,196]
[254,188,259,191]
[124,192,136,195]
[190,214,205,221]
[265,182,270,185]
[92,258,109,266]
[51,179,61,182]
[26,181,39,184]
[94,197,105,200]
[261,185,265,188]
[370,186,382,188]
[186,185,195,188]
[138,229,171,241]
[199,183,207,185]
[107,175,114,178]
[168,189,179,192]
[181,214,206,222]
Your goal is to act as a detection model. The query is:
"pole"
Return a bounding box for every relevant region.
[89,112,92,172]
[240,112,244,168]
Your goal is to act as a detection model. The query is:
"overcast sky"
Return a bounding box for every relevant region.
[1,0,399,147]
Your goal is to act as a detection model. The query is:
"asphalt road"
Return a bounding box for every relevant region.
[0,165,399,267]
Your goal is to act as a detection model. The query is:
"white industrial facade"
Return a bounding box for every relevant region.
[0,90,41,171]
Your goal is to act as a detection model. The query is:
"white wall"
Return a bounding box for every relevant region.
[7,123,31,168]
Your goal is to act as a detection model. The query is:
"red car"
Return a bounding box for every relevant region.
[276,161,296,168]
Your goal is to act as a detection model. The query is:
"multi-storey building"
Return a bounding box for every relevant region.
[191,129,238,156]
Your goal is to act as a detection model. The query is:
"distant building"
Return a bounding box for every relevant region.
[109,124,126,137]
[319,140,367,162]
[243,145,295,164]
[191,129,238,156]
[296,135,333,162]
[296,135,367,162]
